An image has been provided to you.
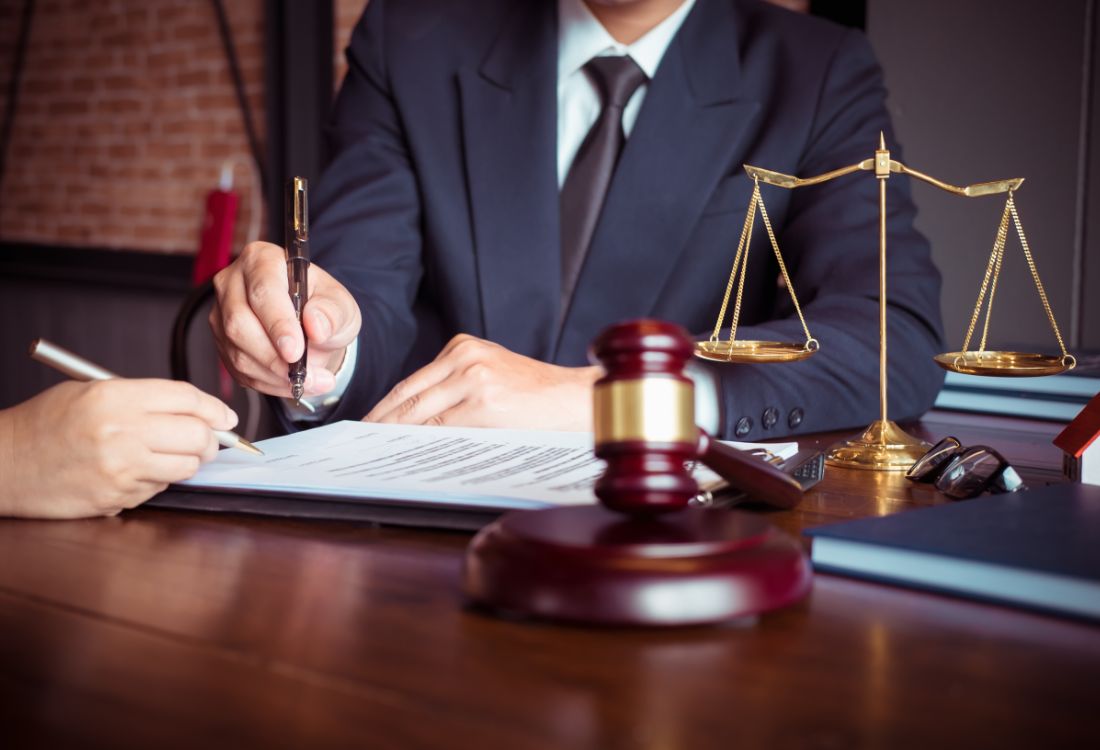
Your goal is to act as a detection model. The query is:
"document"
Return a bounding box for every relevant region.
[178,421,797,513]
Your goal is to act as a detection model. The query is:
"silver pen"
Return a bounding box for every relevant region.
[286,177,310,404]
[29,338,263,456]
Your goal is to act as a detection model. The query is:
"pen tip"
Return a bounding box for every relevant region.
[239,438,264,456]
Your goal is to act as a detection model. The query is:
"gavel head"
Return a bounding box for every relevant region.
[589,319,699,515]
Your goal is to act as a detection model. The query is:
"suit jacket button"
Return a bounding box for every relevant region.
[735,416,753,437]
[788,408,804,429]
[762,407,779,429]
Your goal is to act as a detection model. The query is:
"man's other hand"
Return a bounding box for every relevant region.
[210,241,362,398]
[365,334,601,430]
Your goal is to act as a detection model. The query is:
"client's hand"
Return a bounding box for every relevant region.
[365,334,601,430]
[210,241,362,398]
[0,379,238,519]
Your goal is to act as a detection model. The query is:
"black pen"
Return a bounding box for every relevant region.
[285,177,310,403]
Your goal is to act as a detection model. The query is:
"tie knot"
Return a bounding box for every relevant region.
[584,55,647,110]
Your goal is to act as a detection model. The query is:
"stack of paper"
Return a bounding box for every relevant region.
[176,421,797,513]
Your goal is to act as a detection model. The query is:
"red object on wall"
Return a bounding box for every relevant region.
[192,188,239,285]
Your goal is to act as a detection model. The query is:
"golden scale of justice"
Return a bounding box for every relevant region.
[694,133,1076,471]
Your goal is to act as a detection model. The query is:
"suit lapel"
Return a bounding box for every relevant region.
[555,0,761,361]
[458,3,560,361]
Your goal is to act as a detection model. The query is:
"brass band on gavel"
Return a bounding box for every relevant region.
[589,320,701,515]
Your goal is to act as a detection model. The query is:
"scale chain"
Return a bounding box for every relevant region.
[1008,195,1070,358]
[961,198,1011,354]
[978,212,1007,354]
[726,187,756,352]
[710,183,758,345]
[755,182,815,347]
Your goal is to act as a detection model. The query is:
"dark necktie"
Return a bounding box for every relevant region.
[560,55,648,314]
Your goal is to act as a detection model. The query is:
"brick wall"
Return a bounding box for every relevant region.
[0,0,264,255]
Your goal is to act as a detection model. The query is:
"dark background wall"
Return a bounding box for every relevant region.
[868,0,1098,353]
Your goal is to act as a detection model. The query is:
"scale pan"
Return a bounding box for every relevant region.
[934,351,1075,377]
[695,340,817,364]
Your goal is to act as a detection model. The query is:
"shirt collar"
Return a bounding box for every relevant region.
[558,0,697,82]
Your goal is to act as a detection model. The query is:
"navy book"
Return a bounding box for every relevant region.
[805,483,1100,622]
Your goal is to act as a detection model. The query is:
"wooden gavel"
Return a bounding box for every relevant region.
[462,319,813,626]
[591,319,804,514]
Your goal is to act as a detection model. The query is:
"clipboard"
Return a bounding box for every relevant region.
[147,487,501,531]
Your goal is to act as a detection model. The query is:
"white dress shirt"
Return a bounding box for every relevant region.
[289,0,719,432]
[557,0,697,186]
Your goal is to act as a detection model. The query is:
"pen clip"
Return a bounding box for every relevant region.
[286,177,309,257]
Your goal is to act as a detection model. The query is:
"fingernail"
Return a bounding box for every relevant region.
[225,407,239,428]
[277,335,295,360]
[311,309,331,340]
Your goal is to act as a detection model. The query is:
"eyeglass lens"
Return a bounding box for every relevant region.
[906,436,963,482]
[935,447,1006,500]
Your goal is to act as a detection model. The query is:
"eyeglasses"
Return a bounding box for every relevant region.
[905,436,1027,500]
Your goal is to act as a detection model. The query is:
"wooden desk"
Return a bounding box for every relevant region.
[1,413,1097,748]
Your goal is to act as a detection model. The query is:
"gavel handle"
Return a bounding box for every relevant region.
[696,431,805,510]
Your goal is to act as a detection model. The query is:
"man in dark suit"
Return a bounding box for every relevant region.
[210,0,944,441]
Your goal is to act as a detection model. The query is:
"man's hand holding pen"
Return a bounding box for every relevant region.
[209,240,361,399]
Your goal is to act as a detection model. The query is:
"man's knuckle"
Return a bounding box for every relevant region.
[241,242,269,265]
[246,279,271,306]
[389,379,409,401]
[398,392,421,417]
[263,350,286,373]
[222,312,250,343]
[465,362,491,383]
[451,336,486,360]
[98,450,127,481]
[229,349,252,373]
[211,267,230,293]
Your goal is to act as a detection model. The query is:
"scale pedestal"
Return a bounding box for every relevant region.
[826,419,929,471]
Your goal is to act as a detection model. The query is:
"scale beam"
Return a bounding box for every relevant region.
[744,161,872,188]
[745,161,1024,197]
[892,162,1024,197]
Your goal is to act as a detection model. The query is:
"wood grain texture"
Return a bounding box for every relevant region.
[1,413,1097,748]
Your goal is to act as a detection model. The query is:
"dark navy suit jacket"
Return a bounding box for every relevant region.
[309,0,945,440]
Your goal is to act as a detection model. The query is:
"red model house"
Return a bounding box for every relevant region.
[1054,391,1100,486]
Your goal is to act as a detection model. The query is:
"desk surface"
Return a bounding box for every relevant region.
[1,413,1097,749]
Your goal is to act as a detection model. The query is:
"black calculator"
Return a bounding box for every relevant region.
[780,449,827,491]
[692,449,826,508]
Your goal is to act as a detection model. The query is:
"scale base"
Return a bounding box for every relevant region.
[825,419,930,472]
[462,506,811,627]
